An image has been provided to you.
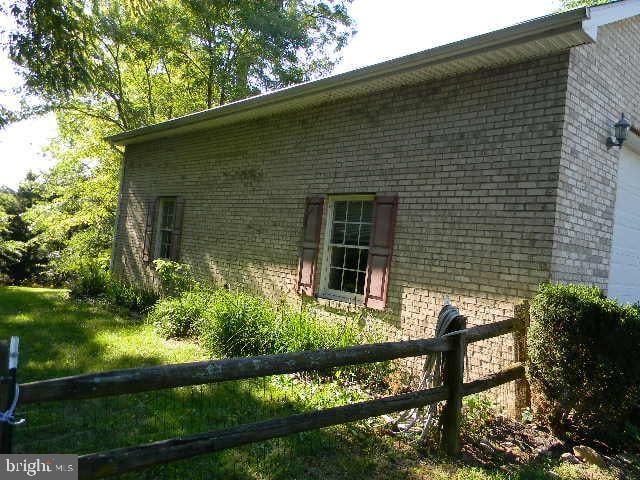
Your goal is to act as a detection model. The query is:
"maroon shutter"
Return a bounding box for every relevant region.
[142,198,159,263]
[297,197,324,296]
[169,197,185,261]
[364,195,398,310]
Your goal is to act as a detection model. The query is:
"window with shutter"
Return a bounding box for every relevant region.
[318,194,397,309]
[151,197,184,261]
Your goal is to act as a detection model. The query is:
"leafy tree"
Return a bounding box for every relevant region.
[561,0,611,9]
[3,0,355,281]
[0,176,47,283]
[23,113,120,278]
[6,0,355,127]
[0,189,24,276]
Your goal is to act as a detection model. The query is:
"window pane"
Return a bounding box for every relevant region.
[346,201,362,222]
[162,201,176,228]
[356,272,366,295]
[328,268,343,291]
[330,247,345,268]
[331,222,345,244]
[344,248,359,270]
[342,270,357,293]
[358,223,371,246]
[334,201,347,221]
[361,201,373,223]
[345,223,360,245]
[358,250,368,271]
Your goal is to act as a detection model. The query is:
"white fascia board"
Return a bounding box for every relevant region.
[583,0,640,40]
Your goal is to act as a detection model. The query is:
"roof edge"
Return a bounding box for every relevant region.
[107,7,592,146]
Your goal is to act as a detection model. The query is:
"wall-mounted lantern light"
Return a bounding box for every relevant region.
[606,113,631,148]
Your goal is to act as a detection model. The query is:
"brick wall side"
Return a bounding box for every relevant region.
[552,16,640,287]
[112,54,570,411]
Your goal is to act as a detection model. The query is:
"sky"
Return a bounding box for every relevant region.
[0,0,561,189]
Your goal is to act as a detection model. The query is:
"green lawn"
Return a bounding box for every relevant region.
[0,287,626,479]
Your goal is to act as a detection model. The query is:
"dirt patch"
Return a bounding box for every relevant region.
[461,415,640,479]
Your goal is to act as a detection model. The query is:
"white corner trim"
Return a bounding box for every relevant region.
[583,0,640,40]
[624,128,640,155]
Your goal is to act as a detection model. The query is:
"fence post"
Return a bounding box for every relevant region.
[0,339,10,453]
[440,330,466,455]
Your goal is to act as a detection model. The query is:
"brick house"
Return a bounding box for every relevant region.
[108,2,640,411]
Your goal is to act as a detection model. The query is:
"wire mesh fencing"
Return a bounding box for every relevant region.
[12,374,381,479]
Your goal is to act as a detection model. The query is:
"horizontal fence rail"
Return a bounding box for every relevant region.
[9,314,526,479]
[78,363,525,479]
[20,317,522,405]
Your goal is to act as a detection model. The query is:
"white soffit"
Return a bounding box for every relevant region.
[108,1,640,146]
[583,0,640,39]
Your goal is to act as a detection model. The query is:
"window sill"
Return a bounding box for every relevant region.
[316,291,365,309]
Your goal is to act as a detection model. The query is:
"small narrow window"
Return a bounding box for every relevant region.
[155,197,177,259]
[320,196,374,301]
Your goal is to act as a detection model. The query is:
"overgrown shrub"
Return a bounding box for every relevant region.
[527,283,640,440]
[149,288,212,339]
[69,261,109,297]
[69,261,157,313]
[195,289,279,356]
[153,259,195,297]
[191,289,391,385]
[106,277,158,314]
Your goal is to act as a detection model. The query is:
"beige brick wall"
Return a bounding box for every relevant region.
[552,16,640,287]
[113,53,573,412]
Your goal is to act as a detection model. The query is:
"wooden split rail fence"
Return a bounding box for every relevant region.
[0,316,525,479]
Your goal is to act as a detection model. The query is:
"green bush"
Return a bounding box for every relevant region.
[153,259,195,297]
[149,289,212,339]
[196,289,279,357]
[69,261,109,297]
[192,289,391,385]
[527,283,640,440]
[460,394,495,440]
[105,277,158,314]
[69,261,157,313]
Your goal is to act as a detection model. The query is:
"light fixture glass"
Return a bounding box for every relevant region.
[607,113,631,148]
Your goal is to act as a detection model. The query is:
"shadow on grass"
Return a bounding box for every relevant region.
[0,287,187,380]
[0,287,619,480]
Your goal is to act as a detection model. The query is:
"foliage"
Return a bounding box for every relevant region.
[105,276,158,313]
[4,0,355,283]
[147,277,389,384]
[0,178,46,283]
[6,0,355,127]
[561,0,611,10]
[153,259,196,297]
[195,289,280,356]
[22,115,120,281]
[69,259,157,312]
[1,286,631,480]
[148,288,211,338]
[193,289,366,359]
[526,283,640,440]
[68,260,110,297]
[460,395,495,440]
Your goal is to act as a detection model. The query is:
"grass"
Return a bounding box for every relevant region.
[0,286,628,479]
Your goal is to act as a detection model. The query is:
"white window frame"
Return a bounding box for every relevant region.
[154,197,177,260]
[318,194,375,304]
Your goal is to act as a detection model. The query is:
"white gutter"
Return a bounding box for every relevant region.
[107,5,614,146]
